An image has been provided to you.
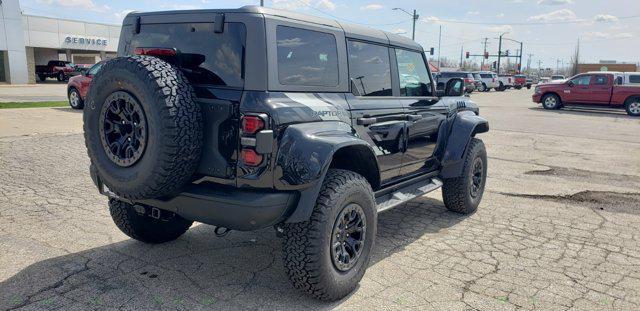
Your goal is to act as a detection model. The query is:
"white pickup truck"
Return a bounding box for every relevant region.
[496,75,513,91]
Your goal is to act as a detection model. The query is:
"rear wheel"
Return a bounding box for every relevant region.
[625,97,640,116]
[68,87,84,109]
[38,74,46,82]
[497,82,505,91]
[109,199,193,244]
[478,83,486,92]
[282,169,376,301]
[56,71,65,82]
[542,93,561,110]
[442,138,487,214]
[84,55,203,200]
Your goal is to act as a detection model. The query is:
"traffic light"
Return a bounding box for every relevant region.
[429,47,435,55]
[505,50,510,56]
[492,61,497,69]
[465,52,470,59]
[484,52,489,59]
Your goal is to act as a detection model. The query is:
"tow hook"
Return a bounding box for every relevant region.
[214,226,231,237]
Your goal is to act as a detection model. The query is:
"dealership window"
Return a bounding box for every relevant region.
[276,26,339,86]
[132,22,246,88]
[347,40,392,96]
[395,49,433,97]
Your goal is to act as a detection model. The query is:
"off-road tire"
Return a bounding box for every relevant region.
[38,74,46,82]
[68,87,84,109]
[497,82,505,92]
[442,138,487,214]
[541,93,561,110]
[282,169,376,301]
[84,55,203,200]
[109,199,193,244]
[57,71,65,82]
[624,97,640,116]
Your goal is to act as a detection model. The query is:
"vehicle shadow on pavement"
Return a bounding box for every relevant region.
[0,196,465,310]
[527,107,630,118]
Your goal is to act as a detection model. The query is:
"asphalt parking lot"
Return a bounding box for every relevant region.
[1,89,639,310]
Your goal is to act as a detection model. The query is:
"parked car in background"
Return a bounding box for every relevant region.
[67,61,105,109]
[525,77,533,89]
[531,76,540,84]
[533,72,640,116]
[550,75,565,81]
[35,60,78,82]
[539,77,551,84]
[496,75,513,91]
[472,73,484,91]
[437,71,476,93]
[474,71,499,92]
[513,74,527,89]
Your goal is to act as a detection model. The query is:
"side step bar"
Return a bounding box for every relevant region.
[375,177,443,213]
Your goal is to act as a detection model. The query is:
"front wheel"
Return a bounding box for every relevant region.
[542,93,561,110]
[625,97,640,116]
[442,138,487,214]
[497,82,505,92]
[68,88,84,109]
[282,169,376,301]
[478,83,486,92]
[56,72,66,82]
[109,199,193,244]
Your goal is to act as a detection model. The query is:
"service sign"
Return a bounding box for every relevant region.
[63,35,108,48]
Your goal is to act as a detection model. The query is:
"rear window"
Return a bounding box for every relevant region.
[131,22,246,88]
[629,75,640,83]
[515,75,526,78]
[276,26,339,87]
[441,72,466,78]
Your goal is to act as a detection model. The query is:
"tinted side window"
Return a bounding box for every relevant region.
[570,75,591,85]
[132,22,246,88]
[629,75,640,83]
[347,40,391,96]
[395,49,433,97]
[88,63,102,75]
[276,26,338,87]
[593,75,608,85]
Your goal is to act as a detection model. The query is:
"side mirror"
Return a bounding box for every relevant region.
[443,78,464,97]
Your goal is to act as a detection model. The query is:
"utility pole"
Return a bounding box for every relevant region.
[481,37,489,69]
[497,34,504,74]
[460,45,464,68]
[526,53,534,71]
[260,0,264,6]
[437,25,442,68]
[392,8,419,40]
[518,41,523,73]
[537,59,543,75]
[556,59,561,74]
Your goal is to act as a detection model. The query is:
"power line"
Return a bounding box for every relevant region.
[418,14,640,26]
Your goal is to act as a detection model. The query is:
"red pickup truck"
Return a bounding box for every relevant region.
[533,72,640,116]
[35,60,77,82]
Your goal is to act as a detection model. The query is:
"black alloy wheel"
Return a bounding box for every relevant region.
[331,203,367,272]
[470,157,484,198]
[98,91,148,167]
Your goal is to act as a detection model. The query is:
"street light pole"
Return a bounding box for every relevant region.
[260,0,264,6]
[497,33,506,74]
[393,8,419,40]
[437,25,442,69]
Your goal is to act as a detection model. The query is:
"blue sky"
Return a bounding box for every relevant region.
[23,0,639,69]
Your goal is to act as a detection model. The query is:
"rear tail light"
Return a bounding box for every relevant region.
[241,115,265,135]
[241,148,263,166]
[134,47,177,56]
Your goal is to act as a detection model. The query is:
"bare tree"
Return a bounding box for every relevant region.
[569,39,580,76]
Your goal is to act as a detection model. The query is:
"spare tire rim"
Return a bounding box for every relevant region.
[470,157,484,198]
[331,203,366,272]
[99,91,148,167]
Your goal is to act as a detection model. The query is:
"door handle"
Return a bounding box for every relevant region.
[357,114,422,126]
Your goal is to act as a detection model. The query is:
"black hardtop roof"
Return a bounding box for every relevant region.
[123,5,423,52]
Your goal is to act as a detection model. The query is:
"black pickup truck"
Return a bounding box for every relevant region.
[83,6,489,301]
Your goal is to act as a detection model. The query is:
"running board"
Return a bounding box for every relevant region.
[375,178,443,213]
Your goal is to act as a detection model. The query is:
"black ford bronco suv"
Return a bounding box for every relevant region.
[83,6,488,301]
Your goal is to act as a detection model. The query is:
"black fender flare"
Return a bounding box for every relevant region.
[439,111,489,179]
[274,121,380,223]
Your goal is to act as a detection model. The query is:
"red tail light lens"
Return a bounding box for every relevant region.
[241,148,263,166]
[134,47,177,56]
[241,116,265,135]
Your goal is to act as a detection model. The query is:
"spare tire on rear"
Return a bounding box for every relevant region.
[84,55,203,200]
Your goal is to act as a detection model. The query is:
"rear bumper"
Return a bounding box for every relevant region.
[137,183,299,231]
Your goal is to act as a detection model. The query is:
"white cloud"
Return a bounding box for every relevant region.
[393,28,407,35]
[361,3,383,10]
[57,0,110,12]
[272,0,336,11]
[420,16,441,23]
[496,13,505,18]
[594,14,619,22]
[114,9,135,21]
[466,11,479,16]
[528,9,577,22]
[159,3,202,10]
[486,25,514,33]
[537,0,573,5]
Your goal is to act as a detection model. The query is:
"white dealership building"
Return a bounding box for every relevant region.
[0,0,121,84]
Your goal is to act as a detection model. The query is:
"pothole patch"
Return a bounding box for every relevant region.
[500,190,640,215]
[525,166,640,188]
